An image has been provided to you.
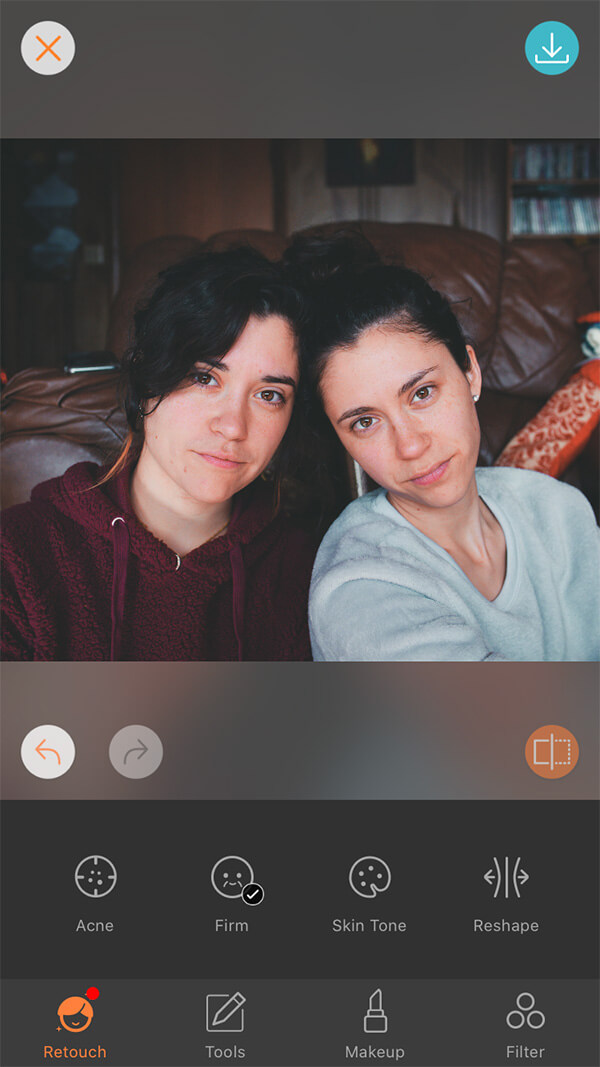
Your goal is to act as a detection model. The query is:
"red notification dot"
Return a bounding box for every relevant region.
[86,987,100,1000]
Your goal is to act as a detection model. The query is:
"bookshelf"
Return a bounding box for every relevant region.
[506,140,599,241]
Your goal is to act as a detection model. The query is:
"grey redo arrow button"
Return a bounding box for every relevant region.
[109,725,163,779]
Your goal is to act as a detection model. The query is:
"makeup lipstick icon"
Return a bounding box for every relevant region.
[364,989,388,1034]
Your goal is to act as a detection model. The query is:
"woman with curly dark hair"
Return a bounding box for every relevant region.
[2,247,316,661]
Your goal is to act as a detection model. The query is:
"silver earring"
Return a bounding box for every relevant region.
[472,393,480,403]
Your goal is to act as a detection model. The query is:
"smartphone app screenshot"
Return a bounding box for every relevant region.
[1,2,598,1064]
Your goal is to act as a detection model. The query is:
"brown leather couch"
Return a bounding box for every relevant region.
[2,222,597,517]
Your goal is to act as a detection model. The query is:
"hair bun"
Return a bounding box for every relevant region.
[283,229,381,287]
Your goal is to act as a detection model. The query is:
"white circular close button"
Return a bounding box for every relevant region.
[21,22,76,76]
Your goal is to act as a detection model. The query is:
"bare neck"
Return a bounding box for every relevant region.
[388,476,494,564]
[130,451,232,557]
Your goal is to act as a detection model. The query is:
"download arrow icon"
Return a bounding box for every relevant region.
[542,33,562,58]
[526,21,578,74]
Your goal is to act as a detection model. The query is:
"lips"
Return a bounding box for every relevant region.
[410,459,451,486]
[195,452,244,470]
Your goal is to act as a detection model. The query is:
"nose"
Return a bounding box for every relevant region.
[210,395,248,442]
[391,416,429,461]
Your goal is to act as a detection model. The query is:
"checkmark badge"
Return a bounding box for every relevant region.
[241,882,265,906]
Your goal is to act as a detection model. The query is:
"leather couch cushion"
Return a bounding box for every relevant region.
[1,369,126,509]
[487,239,595,397]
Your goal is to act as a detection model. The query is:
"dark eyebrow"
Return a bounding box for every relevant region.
[196,357,230,371]
[398,365,438,396]
[195,361,296,390]
[337,405,373,426]
[261,374,297,390]
[337,365,439,425]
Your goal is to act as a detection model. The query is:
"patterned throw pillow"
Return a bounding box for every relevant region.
[495,359,600,478]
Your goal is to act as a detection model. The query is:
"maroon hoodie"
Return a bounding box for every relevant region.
[1,462,316,661]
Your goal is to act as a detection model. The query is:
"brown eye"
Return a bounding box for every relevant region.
[414,386,432,401]
[193,371,215,386]
[351,415,375,432]
[257,389,285,404]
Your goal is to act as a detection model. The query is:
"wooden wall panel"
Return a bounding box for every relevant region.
[118,140,275,261]
[279,140,507,243]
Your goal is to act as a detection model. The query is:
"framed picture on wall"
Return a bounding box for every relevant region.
[325,139,415,186]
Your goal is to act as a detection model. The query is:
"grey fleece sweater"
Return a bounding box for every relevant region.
[309,467,599,662]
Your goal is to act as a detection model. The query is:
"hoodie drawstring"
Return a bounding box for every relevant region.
[110,517,130,661]
[229,542,246,662]
[109,515,247,661]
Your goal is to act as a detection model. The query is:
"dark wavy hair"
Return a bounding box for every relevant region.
[101,245,305,489]
[283,230,472,396]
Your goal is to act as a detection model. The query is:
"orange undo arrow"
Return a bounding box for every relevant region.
[35,739,61,764]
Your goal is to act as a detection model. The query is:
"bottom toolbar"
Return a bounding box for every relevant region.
[2,978,598,1066]
[3,801,598,981]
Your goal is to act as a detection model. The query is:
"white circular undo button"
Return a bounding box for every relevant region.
[21,724,76,779]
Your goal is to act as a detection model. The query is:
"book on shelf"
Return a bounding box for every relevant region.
[512,142,599,182]
[511,196,600,236]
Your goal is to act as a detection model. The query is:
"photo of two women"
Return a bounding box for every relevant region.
[2,138,599,662]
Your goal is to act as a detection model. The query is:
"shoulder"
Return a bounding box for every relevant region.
[2,462,105,561]
[313,489,392,564]
[310,489,448,631]
[312,488,428,582]
[4,462,102,517]
[233,484,318,569]
[477,466,598,529]
[271,513,319,575]
[2,496,61,554]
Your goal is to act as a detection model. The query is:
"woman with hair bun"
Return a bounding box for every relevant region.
[286,232,599,662]
[2,247,315,661]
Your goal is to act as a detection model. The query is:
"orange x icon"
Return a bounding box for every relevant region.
[36,35,61,62]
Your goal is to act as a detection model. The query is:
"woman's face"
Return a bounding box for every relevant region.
[139,315,298,506]
[320,326,482,512]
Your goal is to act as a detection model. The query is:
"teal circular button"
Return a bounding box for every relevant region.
[525,21,579,75]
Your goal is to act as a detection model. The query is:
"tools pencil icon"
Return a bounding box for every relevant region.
[206,991,246,1032]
